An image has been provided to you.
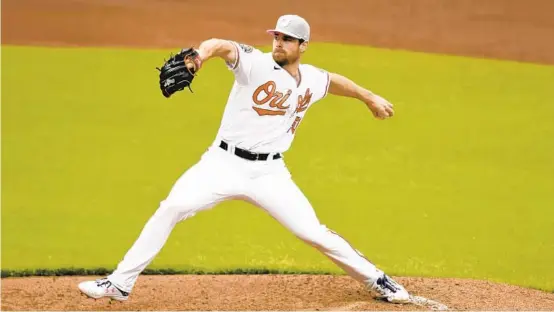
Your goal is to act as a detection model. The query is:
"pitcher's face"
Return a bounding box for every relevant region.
[272,33,305,67]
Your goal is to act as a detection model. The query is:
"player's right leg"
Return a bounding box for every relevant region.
[245,169,410,304]
[78,147,242,301]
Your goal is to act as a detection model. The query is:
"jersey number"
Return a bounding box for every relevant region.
[289,116,302,134]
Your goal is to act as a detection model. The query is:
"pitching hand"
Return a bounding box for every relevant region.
[366,94,394,120]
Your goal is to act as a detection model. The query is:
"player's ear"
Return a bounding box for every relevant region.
[300,42,308,53]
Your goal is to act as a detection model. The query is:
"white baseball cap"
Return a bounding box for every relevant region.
[267,15,310,42]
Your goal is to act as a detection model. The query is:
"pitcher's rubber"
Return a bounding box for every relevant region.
[408,295,449,311]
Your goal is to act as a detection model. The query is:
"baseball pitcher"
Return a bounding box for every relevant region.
[78,15,446,309]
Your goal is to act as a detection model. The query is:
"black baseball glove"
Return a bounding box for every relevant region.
[156,48,202,98]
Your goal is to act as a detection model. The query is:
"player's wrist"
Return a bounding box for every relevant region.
[358,88,375,103]
[192,52,203,71]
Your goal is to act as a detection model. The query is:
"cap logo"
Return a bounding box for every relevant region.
[279,17,291,27]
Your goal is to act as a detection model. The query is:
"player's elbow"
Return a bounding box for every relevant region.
[328,73,348,96]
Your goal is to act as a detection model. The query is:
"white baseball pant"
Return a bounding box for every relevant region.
[107,143,384,292]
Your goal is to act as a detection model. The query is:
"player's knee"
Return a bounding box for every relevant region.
[295,225,328,248]
[156,200,197,222]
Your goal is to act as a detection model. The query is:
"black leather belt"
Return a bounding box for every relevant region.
[219,141,282,161]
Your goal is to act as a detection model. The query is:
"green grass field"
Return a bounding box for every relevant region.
[2,44,553,291]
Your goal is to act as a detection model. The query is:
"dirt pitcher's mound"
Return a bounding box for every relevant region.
[2,275,553,311]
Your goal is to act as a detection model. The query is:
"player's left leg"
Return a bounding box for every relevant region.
[244,169,410,303]
[77,147,242,300]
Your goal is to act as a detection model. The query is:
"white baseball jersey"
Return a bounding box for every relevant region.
[213,41,331,153]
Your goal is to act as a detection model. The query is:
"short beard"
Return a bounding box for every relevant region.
[275,58,289,67]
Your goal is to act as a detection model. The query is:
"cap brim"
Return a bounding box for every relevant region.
[266,29,303,40]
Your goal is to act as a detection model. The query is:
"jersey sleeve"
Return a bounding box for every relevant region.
[308,65,331,103]
[225,41,263,85]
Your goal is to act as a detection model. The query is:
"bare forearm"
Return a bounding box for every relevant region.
[327,72,395,119]
[197,38,236,64]
[328,72,375,103]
